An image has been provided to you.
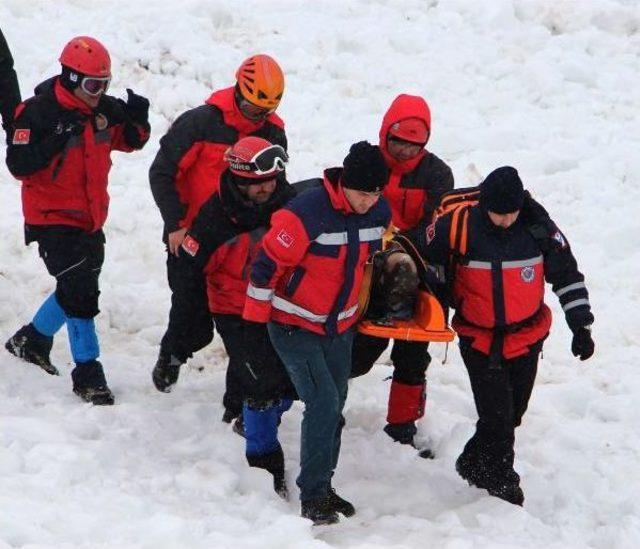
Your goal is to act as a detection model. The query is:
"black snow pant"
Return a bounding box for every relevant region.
[159,252,213,364]
[458,338,541,488]
[28,225,105,318]
[213,313,296,416]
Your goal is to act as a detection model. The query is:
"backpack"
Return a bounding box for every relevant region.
[432,185,552,278]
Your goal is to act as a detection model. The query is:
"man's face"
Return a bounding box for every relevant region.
[74,85,101,108]
[386,136,423,162]
[343,187,381,214]
[488,210,520,229]
[238,178,277,204]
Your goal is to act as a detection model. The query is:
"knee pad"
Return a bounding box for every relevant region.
[32,293,66,337]
[66,317,100,363]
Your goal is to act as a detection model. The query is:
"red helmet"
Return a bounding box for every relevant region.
[59,36,111,77]
[224,136,288,180]
[235,54,284,110]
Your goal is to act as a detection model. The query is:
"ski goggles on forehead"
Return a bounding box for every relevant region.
[81,75,111,96]
[229,144,289,176]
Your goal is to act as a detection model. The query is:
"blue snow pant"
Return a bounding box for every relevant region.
[268,322,354,502]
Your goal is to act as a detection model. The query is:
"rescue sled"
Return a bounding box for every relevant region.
[357,231,455,343]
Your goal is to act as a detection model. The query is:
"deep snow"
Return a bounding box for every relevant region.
[1,0,639,547]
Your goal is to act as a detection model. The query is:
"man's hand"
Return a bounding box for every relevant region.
[125,88,150,125]
[571,326,595,361]
[168,227,187,256]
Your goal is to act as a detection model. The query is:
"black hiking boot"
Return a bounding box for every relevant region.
[221,408,239,423]
[383,421,416,445]
[301,496,339,525]
[72,360,114,405]
[456,454,524,506]
[5,324,59,375]
[273,473,289,501]
[152,352,182,393]
[328,488,355,517]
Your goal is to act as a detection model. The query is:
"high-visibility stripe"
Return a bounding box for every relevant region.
[466,256,543,270]
[467,260,492,269]
[555,281,586,297]
[359,226,386,241]
[272,296,358,323]
[247,284,274,301]
[562,298,590,312]
[314,226,386,246]
[315,232,347,245]
[502,256,543,269]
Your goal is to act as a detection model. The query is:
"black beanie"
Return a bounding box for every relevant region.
[342,141,389,193]
[480,166,525,214]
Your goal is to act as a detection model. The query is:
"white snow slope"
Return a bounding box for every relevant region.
[1,1,639,547]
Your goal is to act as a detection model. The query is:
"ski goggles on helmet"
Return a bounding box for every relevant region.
[81,75,111,96]
[226,144,289,177]
[238,96,276,120]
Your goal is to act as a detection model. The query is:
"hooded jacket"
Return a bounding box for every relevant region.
[6,77,149,233]
[243,169,391,336]
[379,94,453,232]
[149,86,286,239]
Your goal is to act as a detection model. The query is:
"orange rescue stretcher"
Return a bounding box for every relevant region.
[356,231,455,343]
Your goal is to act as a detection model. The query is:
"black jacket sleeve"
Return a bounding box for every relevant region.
[5,100,78,177]
[405,153,454,244]
[540,219,594,331]
[0,29,20,134]
[148,106,212,234]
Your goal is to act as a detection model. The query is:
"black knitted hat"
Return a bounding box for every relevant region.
[480,166,525,214]
[342,141,389,193]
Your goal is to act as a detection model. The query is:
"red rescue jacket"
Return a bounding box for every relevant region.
[244,170,391,336]
[378,94,453,231]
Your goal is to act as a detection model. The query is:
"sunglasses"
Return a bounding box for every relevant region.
[227,144,289,176]
[81,76,111,96]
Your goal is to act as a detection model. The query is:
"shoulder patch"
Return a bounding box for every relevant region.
[276,228,294,248]
[181,234,200,256]
[552,230,567,248]
[12,129,31,145]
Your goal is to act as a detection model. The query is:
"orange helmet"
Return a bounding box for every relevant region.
[235,54,284,110]
[59,36,111,77]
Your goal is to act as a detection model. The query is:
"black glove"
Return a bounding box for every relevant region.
[571,326,594,361]
[125,88,150,125]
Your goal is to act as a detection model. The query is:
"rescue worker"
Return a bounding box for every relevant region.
[4,36,150,404]
[177,136,296,498]
[422,166,595,505]
[0,28,20,136]
[351,94,454,450]
[244,141,391,525]
[149,54,287,426]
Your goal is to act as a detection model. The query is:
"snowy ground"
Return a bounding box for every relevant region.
[1,0,639,547]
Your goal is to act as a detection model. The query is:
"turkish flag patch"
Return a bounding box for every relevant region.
[181,234,200,256]
[12,128,31,145]
[276,229,294,248]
